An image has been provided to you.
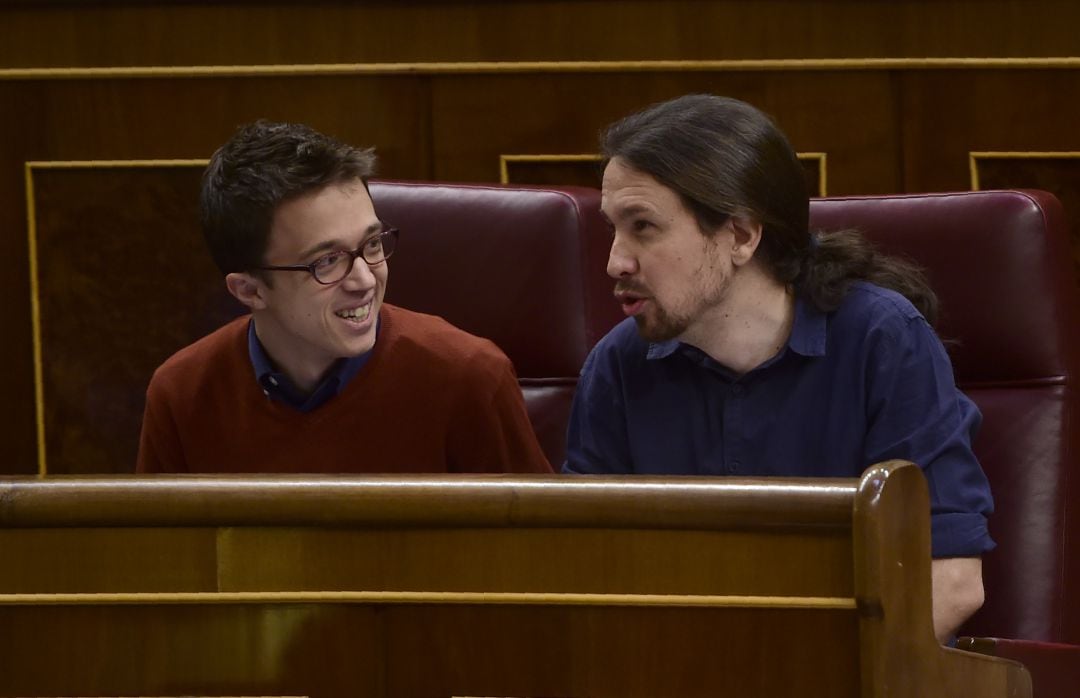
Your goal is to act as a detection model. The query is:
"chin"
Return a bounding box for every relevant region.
[352,336,377,356]
[633,312,687,344]
[336,331,376,358]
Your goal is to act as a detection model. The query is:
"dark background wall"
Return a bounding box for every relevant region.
[3,0,1079,474]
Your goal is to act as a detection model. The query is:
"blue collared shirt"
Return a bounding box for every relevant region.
[564,282,994,558]
[247,319,375,413]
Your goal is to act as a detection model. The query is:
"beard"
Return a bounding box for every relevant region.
[632,302,693,343]
[617,234,731,343]
[620,264,730,344]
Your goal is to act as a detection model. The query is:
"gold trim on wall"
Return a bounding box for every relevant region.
[498,154,603,185]
[26,159,209,169]
[3,57,1080,80]
[0,590,857,609]
[24,159,210,476]
[499,152,827,196]
[23,163,45,479]
[969,151,1080,190]
[799,152,828,197]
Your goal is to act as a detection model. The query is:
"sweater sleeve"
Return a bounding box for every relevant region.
[446,348,552,474]
[135,374,188,473]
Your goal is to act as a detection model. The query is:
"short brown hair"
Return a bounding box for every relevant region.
[200,120,376,275]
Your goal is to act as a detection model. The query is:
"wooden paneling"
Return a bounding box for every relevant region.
[0,527,219,593]
[30,163,231,474]
[426,71,902,192]
[2,1,1080,68]
[900,70,1080,193]
[503,153,827,197]
[218,527,854,596]
[0,465,1032,697]
[0,603,860,697]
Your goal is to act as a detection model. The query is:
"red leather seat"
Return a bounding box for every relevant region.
[370,181,619,468]
[810,190,1080,695]
[374,182,1080,686]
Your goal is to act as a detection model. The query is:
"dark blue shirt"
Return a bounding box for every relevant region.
[247,319,375,413]
[564,282,994,558]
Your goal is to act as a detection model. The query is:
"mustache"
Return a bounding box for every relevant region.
[614,280,650,297]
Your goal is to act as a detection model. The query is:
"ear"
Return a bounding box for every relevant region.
[225,272,268,311]
[728,215,764,267]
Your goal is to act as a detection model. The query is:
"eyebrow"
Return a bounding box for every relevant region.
[603,203,655,223]
[297,221,384,260]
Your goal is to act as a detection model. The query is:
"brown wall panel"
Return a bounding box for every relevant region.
[3,1,1080,68]
[0,602,859,697]
[900,70,1080,192]
[428,71,900,193]
[0,527,219,593]
[217,527,853,596]
[31,164,228,475]
[504,155,825,197]
[0,81,49,475]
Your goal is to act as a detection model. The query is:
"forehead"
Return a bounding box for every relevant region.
[601,158,684,218]
[268,181,377,253]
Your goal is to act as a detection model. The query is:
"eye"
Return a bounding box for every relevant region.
[631,218,653,233]
[363,235,383,253]
[312,251,347,270]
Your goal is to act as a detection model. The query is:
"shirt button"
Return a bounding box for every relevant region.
[731,385,744,397]
[268,376,279,386]
[262,389,270,397]
[731,459,741,473]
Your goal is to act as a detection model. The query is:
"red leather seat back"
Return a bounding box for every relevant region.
[370,181,619,467]
[810,190,1080,643]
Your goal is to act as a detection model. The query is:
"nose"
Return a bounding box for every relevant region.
[606,235,638,279]
[340,254,377,290]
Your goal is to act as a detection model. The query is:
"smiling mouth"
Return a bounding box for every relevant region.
[335,302,372,324]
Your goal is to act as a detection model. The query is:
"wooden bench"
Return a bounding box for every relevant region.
[0,462,1030,697]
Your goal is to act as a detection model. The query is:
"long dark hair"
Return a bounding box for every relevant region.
[601,94,938,323]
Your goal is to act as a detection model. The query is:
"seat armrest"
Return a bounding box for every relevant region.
[957,637,1080,698]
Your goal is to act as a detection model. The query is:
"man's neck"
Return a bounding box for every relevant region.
[251,317,335,396]
[679,270,795,376]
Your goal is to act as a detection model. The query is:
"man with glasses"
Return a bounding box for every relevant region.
[136,120,551,474]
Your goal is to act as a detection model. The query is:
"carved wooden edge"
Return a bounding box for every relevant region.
[0,475,856,530]
[852,460,1031,697]
[4,57,1080,81]
[0,590,857,609]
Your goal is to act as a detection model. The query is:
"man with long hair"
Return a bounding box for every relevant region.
[565,95,992,642]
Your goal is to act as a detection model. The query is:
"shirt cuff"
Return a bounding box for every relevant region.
[931,511,995,558]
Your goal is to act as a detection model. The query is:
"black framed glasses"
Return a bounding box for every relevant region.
[255,228,399,285]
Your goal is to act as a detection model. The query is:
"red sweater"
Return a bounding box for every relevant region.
[136,305,552,474]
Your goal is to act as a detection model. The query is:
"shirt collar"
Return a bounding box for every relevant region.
[645,295,827,362]
[787,295,827,357]
[247,318,377,412]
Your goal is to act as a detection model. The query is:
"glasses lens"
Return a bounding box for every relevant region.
[313,251,354,284]
[362,230,397,265]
